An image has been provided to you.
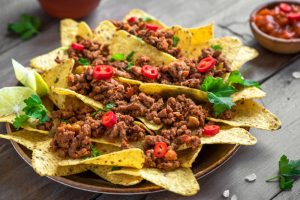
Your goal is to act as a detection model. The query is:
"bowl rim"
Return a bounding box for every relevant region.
[6,122,240,195]
[249,0,300,43]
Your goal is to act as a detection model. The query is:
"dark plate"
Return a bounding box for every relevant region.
[6,123,239,194]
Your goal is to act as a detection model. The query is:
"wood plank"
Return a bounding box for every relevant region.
[0,0,53,54]
[145,57,300,200]
[0,124,98,200]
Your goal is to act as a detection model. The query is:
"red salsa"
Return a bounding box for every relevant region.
[252,3,300,39]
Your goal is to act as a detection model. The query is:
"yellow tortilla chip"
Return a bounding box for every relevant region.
[123,9,166,27]
[137,117,163,131]
[93,20,117,44]
[77,21,93,40]
[178,145,203,168]
[0,115,15,123]
[202,127,257,145]
[169,26,193,56]
[208,100,281,130]
[42,59,74,109]
[91,166,143,186]
[139,83,208,102]
[60,19,78,47]
[52,87,104,110]
[0,130,48,150]
[32,139,89,176]
[110,30,176,66]
[232,87,266,102]
[116,77,142,86]
[21,126,49,135]
[189,23,214,45]
[58,148,145,169]
[30,47,68,71]
[133,121,155,135]
[90,138,121,147]
[110,167,200,196]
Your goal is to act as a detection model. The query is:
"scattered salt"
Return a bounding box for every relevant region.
[231,194,238,200]
[222,189,230,198]
[245,173,257,182]
[292,71,300,79]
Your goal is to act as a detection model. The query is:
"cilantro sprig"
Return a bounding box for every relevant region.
[91,145,101,157]
[141,17,154,22]
[110,54,125,62]
[172,35,180,47]
[125,51,135,71]
[266,155,300,190]
[92,102,116,116]
[200,71,261,115]
[211,44,222,51]
[78,58,90,66]
[12,94,49,129]
[8,14,41,40]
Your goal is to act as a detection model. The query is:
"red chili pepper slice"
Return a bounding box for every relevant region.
[196,56,217,73]
[279,3,292,13]
[153,142,168,158]
[93,65,114,80]
[127,17,136,23]
[141,65,158,79]
[203,125,220,137]
[145,24,159,31]
[102,111,117,128]
[71,43,84,51]
[287,12,300,20]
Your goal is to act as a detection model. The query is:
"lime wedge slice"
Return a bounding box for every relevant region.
[0,87,35,117]
[12,59,49,96]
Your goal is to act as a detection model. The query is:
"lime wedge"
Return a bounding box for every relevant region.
[0,87,35,117]
[12,59,49,96]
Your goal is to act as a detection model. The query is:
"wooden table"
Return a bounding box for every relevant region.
[0,0,299,199]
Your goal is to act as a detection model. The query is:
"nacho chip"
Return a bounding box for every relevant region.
[110,30,176,66]
[42,59,74,109]
[91,166,143,186]
[139,83,208,102]
[110,167,200,196]
[0,115,15,123]
[53,87,104,110]
[169,26,193,56]
[178,145,203,168]
[77,22,93,40]
[32,139,89,176]
[60,19,78,47]
[202,127,257,145]
[93,20,117,44]
[21,126,49,135]
[90,138,121,147]
[189,23,214,45]
[137,117,163,131]
[133,121,155,135]
[232,87,266,102]
[58,148,145,169]
[30,47,68,71]
[208,100,281,130]
[124,9,166,27]
[0,130,48,150]
[116,77,142,85]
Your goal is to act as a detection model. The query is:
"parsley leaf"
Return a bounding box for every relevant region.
[141,17,154,22]
[92,102,116,116]
[91,145,100,157]
[110,54,125,62]
[8,14,41,40]
[12,115,29,129]
[201,76,236,115]
[211,44,223,51]
[126,51,135,62]
[78,58,90,66]
[266,155,300,190]
[172,35,180,47]
[111,166,122,171]
[12,94,49,129]
[227,70,261,89]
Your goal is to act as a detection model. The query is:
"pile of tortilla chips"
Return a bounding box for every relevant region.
[0,9,281,196]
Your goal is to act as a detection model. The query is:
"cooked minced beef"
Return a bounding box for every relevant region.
[111,19,181,58]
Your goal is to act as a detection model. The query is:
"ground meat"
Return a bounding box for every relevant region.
[135,55,151,66]
[111,19,181,58]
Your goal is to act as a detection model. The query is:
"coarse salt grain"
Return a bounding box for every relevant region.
[292,71,300,79]
[231,194,238,200]
[245,173,257,182]
[223,189,230,198]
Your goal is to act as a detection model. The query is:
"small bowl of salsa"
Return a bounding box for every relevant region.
[250,1,300,54]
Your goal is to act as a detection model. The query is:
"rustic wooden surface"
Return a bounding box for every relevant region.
[0,0,299,199]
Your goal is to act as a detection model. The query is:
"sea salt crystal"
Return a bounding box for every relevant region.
[222,190,230,198]
[245,173,257,182]
[231,194,238,200]
[292,71,300,79]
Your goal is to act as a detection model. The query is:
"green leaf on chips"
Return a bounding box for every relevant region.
[172,35,180,47]
[110,53,125,62]
[78,58,90,66]
[227,70,260,89]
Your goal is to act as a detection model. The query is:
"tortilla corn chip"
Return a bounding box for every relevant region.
[178,145,203,168]
[110,30,176,66]
[93,20,117,44]
[77,21,93,40]
[123,9,166,27]
[189,23,214,45]
[116,77,143,85]
[60,19,78,47]
[58,148,145,169]
[137,117,163,131]
[208,100,281,130]
[231,87,266,102]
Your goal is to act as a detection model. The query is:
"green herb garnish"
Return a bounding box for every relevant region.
[227,70,261,89]
[211,44,223,51]
[126,51,135,62]
[91,145,101,157]
[110,54,125,62]
[12,94,49,129]
[125,62,134,71]
[266,155,300,190]
[8,14,41,40]
[92,102,116,116]
[172,35,180,47]
[125,51,135,71]
[60,119,69,123]
[111,166,122,171]
[141,17,154,22]
[78,58,90,66]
